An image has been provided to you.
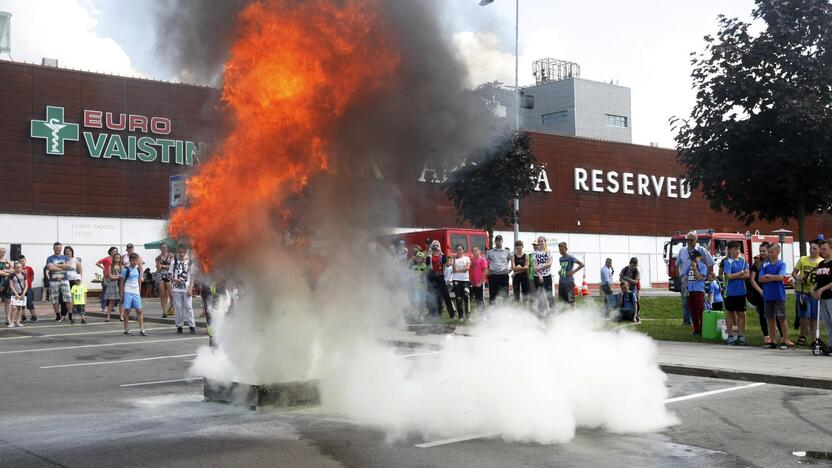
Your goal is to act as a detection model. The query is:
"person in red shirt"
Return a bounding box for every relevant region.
[95,247,118,315]
[18,255,36,322]
[469,246,488,312]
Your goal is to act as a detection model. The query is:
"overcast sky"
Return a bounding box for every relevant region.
[0,0,757,148]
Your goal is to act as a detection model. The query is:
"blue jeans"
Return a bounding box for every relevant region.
[680,288,691,324]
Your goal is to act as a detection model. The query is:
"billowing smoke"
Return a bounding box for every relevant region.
[153,0,676,444]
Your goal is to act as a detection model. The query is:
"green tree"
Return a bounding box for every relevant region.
[445,132,538,241]
[673,0,832,255]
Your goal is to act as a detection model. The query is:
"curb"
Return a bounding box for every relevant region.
[659,364,832,391]
[84,311,208,328]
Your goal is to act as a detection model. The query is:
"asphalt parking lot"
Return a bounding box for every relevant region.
[1,319,830,467]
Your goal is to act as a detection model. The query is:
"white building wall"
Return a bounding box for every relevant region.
[0,214,167,291]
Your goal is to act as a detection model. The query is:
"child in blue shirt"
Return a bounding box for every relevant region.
[757,244,793,349]
[618,281,639,322]
[707,272,723,311]
[685,251,708,336]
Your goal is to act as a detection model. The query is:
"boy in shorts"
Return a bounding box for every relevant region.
[757,244,794,349]
[121,253,147,336]
[70,279,88,324]
[618,281,639,322]
[722,241,749,346]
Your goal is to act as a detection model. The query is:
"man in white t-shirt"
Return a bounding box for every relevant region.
[451,244,471,320]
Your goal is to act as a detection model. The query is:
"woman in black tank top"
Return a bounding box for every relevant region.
[511,241,531,304]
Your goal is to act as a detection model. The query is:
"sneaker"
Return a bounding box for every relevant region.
[139,330,148,336]
[123,330,132,336]
[70,319,75,325]
[779,342,788,350]
[767,342,777,349]
[21,317,29,323]
[176,327,183,334]
[189,326,196,334]
[692,331,701,337]
[726,335,736,346]
[55,314,61,321]
[81,318,87,324]
[15,323,23,328]
[30,316,37,322]
[737,336,748,346]
[6,324,12,328]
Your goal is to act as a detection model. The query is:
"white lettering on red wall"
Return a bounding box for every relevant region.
[574,167,691,199]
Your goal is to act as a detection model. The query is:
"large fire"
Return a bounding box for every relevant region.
[170,0,399,269]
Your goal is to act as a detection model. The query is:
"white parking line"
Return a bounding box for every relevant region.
[415,382,767,448]
[120,377,203,387]
[0,336,204,354]
[415,433,494,448]
[40,353,197,369]
[663,382,766,404]
[0,327,169,341]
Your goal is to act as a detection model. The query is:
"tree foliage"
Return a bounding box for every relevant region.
[444,132,538,239]
[673,0,832,254]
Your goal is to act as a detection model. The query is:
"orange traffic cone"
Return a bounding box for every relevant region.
[573,281,580,297]
[581,276,590,296]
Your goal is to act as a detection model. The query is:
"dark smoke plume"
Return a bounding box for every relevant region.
[154,0,502,178]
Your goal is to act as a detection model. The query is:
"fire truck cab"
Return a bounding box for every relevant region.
[378,228,490,258]
[663,229,795,292]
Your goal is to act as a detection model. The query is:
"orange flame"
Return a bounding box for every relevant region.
[170,0,399,269]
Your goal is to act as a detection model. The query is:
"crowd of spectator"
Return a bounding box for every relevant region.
[404,235,587,321]
[397,229,832,354]
[0,242,214,338]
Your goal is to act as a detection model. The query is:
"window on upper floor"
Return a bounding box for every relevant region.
[541,110,568,127]
[605,114,628,128]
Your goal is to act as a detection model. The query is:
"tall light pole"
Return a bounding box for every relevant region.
[479,0,521,243]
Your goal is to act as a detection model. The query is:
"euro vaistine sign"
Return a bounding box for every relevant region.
[30,106,205,165]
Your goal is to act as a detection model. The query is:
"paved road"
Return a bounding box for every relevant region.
[1,319,830,467]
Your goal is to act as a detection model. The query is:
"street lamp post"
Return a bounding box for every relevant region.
[480,0,521,243]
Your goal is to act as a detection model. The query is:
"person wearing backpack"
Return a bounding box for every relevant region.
[619,257,641,300]
[618,281,639,322]
[120,253,147,336]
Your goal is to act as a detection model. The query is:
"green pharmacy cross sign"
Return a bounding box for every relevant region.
[30,106,80,156]
[28,105,204,165]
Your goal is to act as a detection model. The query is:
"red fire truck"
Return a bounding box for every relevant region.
[663,229,795,292]
[378,228,490,258]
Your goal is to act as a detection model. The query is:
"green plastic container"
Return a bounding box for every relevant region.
[702,311,725,340]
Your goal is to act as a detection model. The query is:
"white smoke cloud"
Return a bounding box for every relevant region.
[190,245,677,444]
[320,309,677,444]
[0,0,140,76]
